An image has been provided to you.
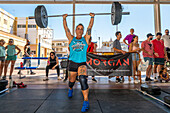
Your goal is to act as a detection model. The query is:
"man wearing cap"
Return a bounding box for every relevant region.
[141,33,155,81]
[151,32,168,82]
[162,29,170,59]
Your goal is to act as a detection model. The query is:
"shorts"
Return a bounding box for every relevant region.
[154,58,164,65]
[144,57,153,65]
[68,60,87,72]
[132,53,139,61]
[6,55,17,61]
[0,57,5,62]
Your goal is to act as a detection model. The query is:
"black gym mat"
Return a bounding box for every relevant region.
[0,89,167,113]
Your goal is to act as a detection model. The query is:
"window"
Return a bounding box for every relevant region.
[31,51,36,54]
[17,25,26,28]
[56,54,62,57]
[4,19,7,25]
[17,25,22,28]
[28,25,36,28]
[56,43,62,46]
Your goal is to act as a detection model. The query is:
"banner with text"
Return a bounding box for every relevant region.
[87,53,132,76]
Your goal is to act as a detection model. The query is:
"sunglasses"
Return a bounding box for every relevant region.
[166,32,169,33]
[50,55,54,56]
[9,41,13,43]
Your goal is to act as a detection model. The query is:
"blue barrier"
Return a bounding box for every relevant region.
[15,67,38,69]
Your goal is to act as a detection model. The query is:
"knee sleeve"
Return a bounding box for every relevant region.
[79,75,89,90]
[69,81,75,88]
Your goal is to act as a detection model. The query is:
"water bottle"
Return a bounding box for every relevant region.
[20,62,23,68]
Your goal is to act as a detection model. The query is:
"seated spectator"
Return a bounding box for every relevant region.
[159,67,169,83]
[43,52,61,81]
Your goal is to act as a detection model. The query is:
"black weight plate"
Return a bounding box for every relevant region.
[35,5,48,28]
[150,86,161,92]
[141,84,149,91]
[0,85,6,91]
[164,96,170,104]
[146,89,161,95]
[0,80,8,85]
[111,2,122,25]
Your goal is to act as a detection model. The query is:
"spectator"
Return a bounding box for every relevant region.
[43,52,61,81]
[87,37,97,82]
[3,39,21,80]
[158,67,169,83]
[129,35,142,83]
[0,39,6,79]
[162,29,170,59]
[141,33,154,81]
[18,40,36,75]
[151,32,168,82]
[123,28,136,47]
[113,31,126,83]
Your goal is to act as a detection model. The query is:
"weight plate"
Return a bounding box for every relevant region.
[0,80,8,84]
[141,84,149,91]
[35,5,48,28]
[111,2,122,25]
[164,96,170,104]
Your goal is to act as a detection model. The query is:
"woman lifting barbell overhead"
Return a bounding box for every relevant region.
[63,13,94,112]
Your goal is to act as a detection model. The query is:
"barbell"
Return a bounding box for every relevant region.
[29,2,130,28]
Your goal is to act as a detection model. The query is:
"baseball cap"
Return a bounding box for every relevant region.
[147,33,154,38]
[156,32,162,36]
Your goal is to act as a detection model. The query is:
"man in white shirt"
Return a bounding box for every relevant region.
[162,29,170,59]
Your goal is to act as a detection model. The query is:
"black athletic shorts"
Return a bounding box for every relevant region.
[68,60,86,72]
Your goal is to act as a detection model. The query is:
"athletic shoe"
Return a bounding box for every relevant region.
[116,78,121,83]
[81,101,89,112]
[17,71,23,75]
[43,78,49,81]
[17,82,27,88]
[9,76,12,79]
[121,76,124,83]
[154,77,158,82]
[2,76,6,80]
[148,78,153,81]
[58,76,62,80]
[68,89,73,98]
[145,77,149,81]
[92,78,97,82]
[63,79,67,82]
[17,84,27,88]
[30,72,36,75]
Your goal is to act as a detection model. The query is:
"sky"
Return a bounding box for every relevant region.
[0,4,170,46]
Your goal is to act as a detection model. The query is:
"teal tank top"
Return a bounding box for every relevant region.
[69,37,88,63]
[0,46,5,57]
[7,45,16,56]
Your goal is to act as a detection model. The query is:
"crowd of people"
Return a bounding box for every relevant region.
[112,28,169,83]
[0,26,169,85]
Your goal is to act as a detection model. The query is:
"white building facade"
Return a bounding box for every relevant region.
[16,17,53,57]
